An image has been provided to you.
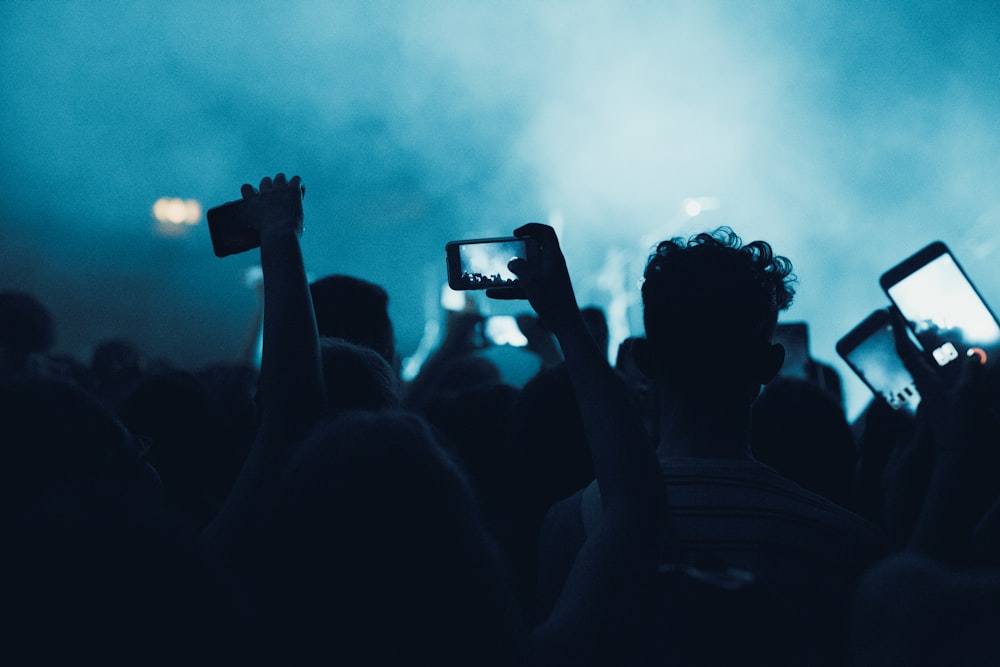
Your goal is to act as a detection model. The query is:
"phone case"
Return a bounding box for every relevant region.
[207,200,260,258]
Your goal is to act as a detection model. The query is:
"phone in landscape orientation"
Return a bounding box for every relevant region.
[207,199,259,258]
[774,322,811,380]
[836,308,921,415]
[207,183,305,258]
[879,241,1000,375]
[445,236,531,291]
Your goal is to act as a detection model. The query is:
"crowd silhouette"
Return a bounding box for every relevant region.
[4,172,1000,665]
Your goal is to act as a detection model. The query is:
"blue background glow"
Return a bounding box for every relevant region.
[2,0,998,419]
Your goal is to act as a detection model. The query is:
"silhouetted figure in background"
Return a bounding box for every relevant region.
[319,336,401,415]
[0,290,55,376]
[118,369,237,532]
[752,375,860,512]
[90,337,144,409]
[248,408,525,665]
[1,375,235,662]
[614,335,659,441]
[310,273,397,372]
[851,396,918,528]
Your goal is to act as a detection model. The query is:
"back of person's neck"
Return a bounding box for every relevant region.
[655,397,754,461]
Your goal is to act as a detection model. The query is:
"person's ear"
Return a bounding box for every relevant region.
[758,342,785,384]
[631,337,657,379]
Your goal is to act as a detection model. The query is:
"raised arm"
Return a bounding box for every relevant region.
[203,173,326,546]
[888,307,997,563]
[489,223,663,662]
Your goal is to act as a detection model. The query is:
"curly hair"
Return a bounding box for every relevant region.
[641,226,796,352]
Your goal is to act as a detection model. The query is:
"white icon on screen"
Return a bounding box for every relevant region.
[932,342,959,366]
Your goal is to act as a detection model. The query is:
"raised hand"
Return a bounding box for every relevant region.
[239,173,305,237]
[889,306,1000,561]
[487,223,579,333]
[889,306,987,453]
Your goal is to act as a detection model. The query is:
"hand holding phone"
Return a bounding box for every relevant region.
[485,223,579,331]
[208,174,305,257]
[887,305,995,456]
[879,241,1000,375]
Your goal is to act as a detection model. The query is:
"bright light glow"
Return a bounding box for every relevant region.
[243,265,264,289]
[185,199,203,224]
[440,284,470,312]
[485,315,528,347]
[152,197,203,225]
[401,319,442,381]
[682,198,702,217]
[682,196,720,218]
[547,210,565,237]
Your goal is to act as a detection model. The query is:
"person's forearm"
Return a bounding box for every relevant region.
[550,313,657,505]
[258,227,326,441]
[202,226,324,551]
[908,453,977,563]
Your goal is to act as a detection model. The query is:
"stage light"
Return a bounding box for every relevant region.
[681,196,720,218]
[440,284,468,312]
[152,197,203,225]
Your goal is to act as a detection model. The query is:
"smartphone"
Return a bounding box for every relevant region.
[207,184,304,258]
[879,241,1000,374]
[445,237,531,291]
[836,309,921,414]
[207,200,259,258]
[774,322,811,379]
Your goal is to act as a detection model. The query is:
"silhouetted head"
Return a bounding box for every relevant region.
[1,375,238,661]
[309,274,396,368]
[635,227,795,404]
[118,370,232,529]
[752,375,858,510]
[320,336,401,415]
[90,338,143,402]
[0,290,56,374]
[252,408,521,664]
[0,375,160,515]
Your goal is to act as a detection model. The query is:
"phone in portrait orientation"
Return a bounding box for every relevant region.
[879,241,1000,375]
[836,308,921,415]
[445,236,532,291]
[774,322,811,380]
[207,199,259,258]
